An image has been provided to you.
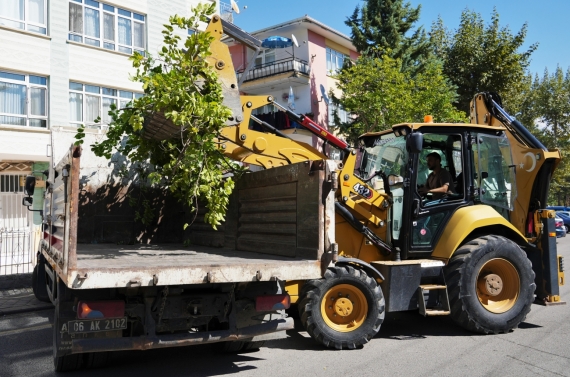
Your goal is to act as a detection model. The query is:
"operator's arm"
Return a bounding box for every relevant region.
[418,170,451,195]
[428,169,452,194]
[426,184,449,194]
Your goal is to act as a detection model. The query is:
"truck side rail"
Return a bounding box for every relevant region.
[41,144,81,287]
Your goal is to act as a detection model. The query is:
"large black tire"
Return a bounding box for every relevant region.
[298,265,384,350]
[445,235,535,334]
[32,262,51,303]
[216,340,266,353]
[53,303,83,372]
[83,352,111,369]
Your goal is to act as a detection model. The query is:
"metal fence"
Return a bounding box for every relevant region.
[0,174,34,275]
[0,228,33,275]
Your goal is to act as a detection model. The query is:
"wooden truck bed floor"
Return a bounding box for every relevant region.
[66,243,323,289]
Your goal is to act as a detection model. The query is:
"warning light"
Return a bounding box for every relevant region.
[424,115,434,123]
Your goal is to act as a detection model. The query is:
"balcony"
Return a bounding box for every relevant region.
[237,57,310,94]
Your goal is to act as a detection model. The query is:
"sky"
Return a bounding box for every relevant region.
[229,0,570,76]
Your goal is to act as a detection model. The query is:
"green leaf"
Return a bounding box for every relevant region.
[85,7,239,230]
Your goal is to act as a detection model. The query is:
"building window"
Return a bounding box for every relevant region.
[68,0,145,55]
[0,70,48,128]
[0,0,47,35]
[326,47,348,74]
[328,103,347,127]
[255,49,276,67]
[69,81,142,127]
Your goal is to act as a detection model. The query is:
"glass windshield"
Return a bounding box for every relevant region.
[361,133,408,240]
[361,134,408,183]
[475,134,517,217]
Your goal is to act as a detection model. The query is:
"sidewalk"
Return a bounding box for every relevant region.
[0,273,53,315]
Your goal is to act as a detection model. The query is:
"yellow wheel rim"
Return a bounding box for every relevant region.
[476,258,520,313]
[320,284,368,332]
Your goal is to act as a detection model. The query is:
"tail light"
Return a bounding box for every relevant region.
[77,300,125,319]
[255,294,290,312]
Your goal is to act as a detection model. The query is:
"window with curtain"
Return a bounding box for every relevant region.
[69,81,143,128]
[0,0,47,34]
[0,71,48,128]
[68,1,145,55]
[326,47,348,74]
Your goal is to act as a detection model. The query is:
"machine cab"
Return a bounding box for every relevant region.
[359,124,517,259]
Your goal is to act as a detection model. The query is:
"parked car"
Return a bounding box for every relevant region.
[555,217,566,237]
[556,212,570,233]
[547,206,570,211]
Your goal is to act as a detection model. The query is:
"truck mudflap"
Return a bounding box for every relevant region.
[71,317,294,353]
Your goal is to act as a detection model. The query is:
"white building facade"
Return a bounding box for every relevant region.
[0,0,219,274]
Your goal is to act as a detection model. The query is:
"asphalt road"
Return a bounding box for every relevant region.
[1,239,569,377]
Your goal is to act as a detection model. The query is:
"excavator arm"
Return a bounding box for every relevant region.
[143,15,394,256]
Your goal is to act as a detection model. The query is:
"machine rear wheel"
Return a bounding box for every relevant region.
[445,235,535,334]
[298,265,384,349]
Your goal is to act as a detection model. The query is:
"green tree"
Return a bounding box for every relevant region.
[530,67,570,205]
[346,0,430,71]
[430,8,537,113]
[76,4,239,229]
[331,54,466,144]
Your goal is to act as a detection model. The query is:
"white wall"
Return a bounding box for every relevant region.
[0,0,218,162]
[0,129,51,162]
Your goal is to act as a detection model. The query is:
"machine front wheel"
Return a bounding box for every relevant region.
[298,265,384,349]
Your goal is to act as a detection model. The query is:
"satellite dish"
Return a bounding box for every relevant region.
[230,0,240,14]
[320,84,330,106]
[291,34,299,48]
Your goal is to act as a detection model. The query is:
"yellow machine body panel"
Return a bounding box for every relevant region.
[432,205,527,261]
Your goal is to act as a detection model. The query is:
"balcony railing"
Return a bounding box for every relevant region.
[237,57,310,83]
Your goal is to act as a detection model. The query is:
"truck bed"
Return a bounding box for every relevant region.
[41,132,336,290]
[72,243,322,289]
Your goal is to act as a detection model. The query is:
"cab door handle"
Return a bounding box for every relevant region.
[413,199,420,219]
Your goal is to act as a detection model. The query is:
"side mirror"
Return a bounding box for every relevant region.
[406,133,423,153]
[24,175,36,196]
[22,197,33,207]
[387,174,404,186]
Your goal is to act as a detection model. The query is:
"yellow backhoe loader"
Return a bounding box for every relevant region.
[146,16,565,350]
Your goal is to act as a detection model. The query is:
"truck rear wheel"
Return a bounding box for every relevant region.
[217,340,265,353]
[445,235,535,334]
[83,352,111,369]
[298,265,384,349]
[53,303,83,372]
[32,257,51,303]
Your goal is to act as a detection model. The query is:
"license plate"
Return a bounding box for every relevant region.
[68,317,127,333]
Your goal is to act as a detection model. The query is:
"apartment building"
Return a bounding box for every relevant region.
[226,15,358,148]
[0,0,219,274]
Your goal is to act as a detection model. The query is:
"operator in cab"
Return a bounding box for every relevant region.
[418,152,452,200]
